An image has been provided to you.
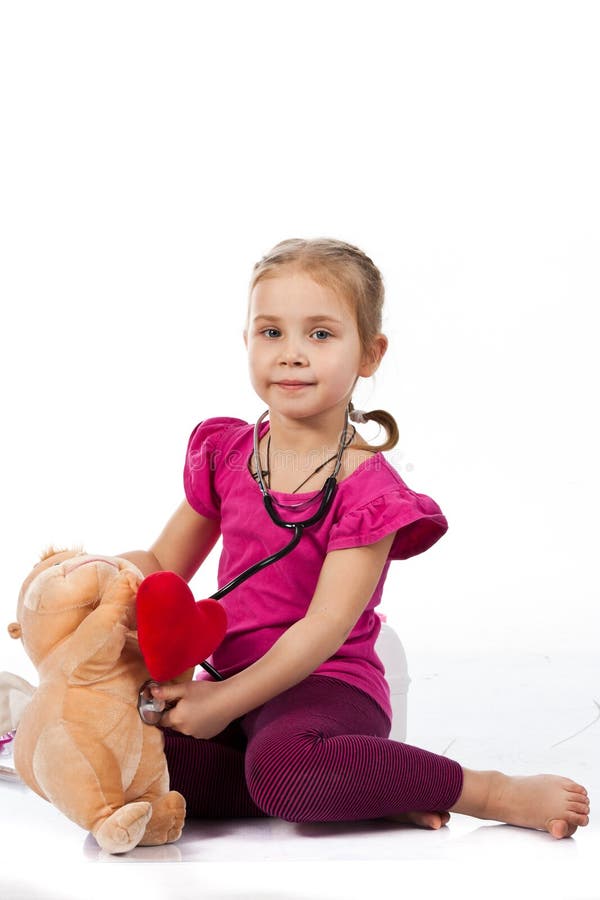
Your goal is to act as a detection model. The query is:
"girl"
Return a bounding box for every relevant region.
[122,238,589,837]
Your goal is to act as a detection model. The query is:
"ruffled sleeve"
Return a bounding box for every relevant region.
[327,488,448,560]
[183,417,247,520]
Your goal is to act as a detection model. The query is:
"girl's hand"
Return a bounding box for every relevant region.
[152,679,234,740]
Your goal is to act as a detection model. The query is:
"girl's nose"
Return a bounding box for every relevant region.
[278,344,308,366]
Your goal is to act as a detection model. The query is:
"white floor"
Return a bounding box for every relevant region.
[1,650,598,900]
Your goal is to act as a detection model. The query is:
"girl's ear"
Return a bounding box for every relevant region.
[8,623,22,640]
[358,334,388,377]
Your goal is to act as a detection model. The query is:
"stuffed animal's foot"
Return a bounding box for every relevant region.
[94,801,152,854]
[138,790,186,846]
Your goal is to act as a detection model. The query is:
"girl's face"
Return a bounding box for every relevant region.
[244,268,385,425]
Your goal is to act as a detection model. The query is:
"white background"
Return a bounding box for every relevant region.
[1,0,598,684]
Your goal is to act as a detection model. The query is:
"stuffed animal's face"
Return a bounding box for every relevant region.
[8,550,140,666]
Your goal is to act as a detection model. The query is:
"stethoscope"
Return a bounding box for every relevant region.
[138,408,352,725]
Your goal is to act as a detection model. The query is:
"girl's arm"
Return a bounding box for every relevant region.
[157,530,396,738]
[222,531,397,715]
[119,499,221,580]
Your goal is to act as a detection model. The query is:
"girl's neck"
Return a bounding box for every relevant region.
[253,406,375,494]
[264,408,348,457]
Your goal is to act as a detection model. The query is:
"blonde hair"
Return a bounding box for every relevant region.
[248,237,399,452]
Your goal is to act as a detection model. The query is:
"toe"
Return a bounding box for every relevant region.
[417,811,449,829]
[548,818,577,839]
[567,789,589,805]
[568,799,590,815]
[548,819,569,839]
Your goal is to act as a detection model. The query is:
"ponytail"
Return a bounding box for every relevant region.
[349,402,399,452]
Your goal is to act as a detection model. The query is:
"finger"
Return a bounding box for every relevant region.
[151,682,186,703]
[159,707,177,730]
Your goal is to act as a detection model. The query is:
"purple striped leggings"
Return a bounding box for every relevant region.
[163,675,463,822]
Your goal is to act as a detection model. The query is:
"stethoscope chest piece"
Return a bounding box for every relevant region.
[138,680,169,725]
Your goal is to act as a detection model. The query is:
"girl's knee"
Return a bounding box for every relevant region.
[245,777,315,823]
[245,730,327,822]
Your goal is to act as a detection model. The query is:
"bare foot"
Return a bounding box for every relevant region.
[451,769,590,839]
[386,810,451,830]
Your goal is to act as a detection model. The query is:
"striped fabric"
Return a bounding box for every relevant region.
[163,675,463,822]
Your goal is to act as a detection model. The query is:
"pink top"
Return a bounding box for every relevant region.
[184,417,448,721]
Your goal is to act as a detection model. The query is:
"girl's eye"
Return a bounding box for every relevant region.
[262,328,281,338]
[312,330,331,341]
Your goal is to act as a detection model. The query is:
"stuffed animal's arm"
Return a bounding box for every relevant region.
[62,569,140,683]
[0,672,36,733]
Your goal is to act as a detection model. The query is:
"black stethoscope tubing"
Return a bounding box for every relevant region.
[200,523,303,681]
[138,409,348,723]
[138,520,303,712]
[201,410,350,680]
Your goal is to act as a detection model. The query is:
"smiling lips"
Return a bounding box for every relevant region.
[275,380,314,390]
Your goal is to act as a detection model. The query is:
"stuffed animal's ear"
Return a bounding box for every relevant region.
[0,671,36,733]
[8,623,22,640]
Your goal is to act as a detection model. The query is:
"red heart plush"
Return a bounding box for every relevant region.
[136,571,227,681]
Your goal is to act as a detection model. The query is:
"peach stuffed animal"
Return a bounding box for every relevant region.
[6,549,186,854]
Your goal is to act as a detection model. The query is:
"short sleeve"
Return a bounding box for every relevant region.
[183,417,246,520]
[327,488,448,560]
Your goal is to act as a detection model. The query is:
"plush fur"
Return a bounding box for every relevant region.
[6,550,187,854]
